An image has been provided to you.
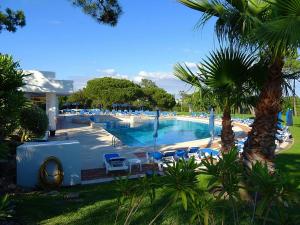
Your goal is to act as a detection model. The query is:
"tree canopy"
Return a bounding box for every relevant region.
[84,77,143,108]
[179,0,300,168]
[175,47,261,151]
[0,0,122,34]
[141,84,176,110]
[71,0,122,26]
[67,89,92,108]
[0,7,25,32]
[67,77,175,110]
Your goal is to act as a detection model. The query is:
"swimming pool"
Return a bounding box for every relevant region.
[105,119,221,147]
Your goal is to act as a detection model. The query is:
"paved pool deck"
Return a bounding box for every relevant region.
[53,114,248,171]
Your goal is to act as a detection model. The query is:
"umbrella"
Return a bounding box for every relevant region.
[153,109,160,150]
[277,111,283,129]
[286,108,293,126]
[209,108,215,140]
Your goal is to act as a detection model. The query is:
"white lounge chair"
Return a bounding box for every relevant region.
[187,147,202,163]
[103,153,128,174]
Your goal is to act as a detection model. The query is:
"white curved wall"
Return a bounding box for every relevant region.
[16,140,81,187]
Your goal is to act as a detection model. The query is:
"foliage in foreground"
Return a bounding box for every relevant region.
[0,54,26,158]
[0,195,14,221]
[115,148,299,225]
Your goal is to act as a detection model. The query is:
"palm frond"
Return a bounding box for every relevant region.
[255,0,300,56]
[174,63,202,88]
[178,0,222,16]
[174,47,261,109]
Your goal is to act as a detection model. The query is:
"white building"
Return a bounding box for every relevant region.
[21,70,73,132]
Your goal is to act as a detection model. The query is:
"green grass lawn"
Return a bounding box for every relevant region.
[276,116,300,188]
[13,116,300,225]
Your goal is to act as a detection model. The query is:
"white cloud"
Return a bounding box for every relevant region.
[97,68,128,79]
[184,62,198,69]
[69,68,196,98]
[133,70,195,98]
[133,71,174,83]
[68,68,129,90]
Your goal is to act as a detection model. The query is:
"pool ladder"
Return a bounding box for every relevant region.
[112,136,121,147]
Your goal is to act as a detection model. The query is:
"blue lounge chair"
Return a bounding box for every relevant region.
[148,151,163,162]
[163,151,176,162]
[103,153,128,174]
[186,147,202,162]
[199,148,219,159]
[188,147,199,153]
[175,149,188,160]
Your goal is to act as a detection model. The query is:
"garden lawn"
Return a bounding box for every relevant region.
[276,116,300,189]
[13,116,300,225]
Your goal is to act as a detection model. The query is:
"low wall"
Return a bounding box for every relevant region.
[16,140,81,187]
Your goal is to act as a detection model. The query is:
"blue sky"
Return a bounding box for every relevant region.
[0,0,220,96]
[1,0,299,97]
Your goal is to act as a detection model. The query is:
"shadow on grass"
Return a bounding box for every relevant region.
[15,182,121,225]
[128,193,190,225]
[276,153,300,187]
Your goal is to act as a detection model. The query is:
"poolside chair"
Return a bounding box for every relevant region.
[235,137,247,154]
[103,153,128,174]
[156,151,175,171]
[148,151,169,171]
[276,127,291,143]
[186,147,202,163]
[199,148,219,160]
[148,151,163,163]
[175,149,188,161]
[162,151,176,163]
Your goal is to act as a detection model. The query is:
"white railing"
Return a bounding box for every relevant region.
[112,136,122,147]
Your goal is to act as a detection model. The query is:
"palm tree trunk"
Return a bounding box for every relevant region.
[243,57,284,171]
[221,106,235,152]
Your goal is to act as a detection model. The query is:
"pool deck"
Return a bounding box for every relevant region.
[53,115,247,172]
[48,114,292,183]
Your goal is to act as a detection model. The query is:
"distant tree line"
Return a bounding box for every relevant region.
[63,77,176,111]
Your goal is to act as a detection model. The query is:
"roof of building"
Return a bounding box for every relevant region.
[21,70,73,95]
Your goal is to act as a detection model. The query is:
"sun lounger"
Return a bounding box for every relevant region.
[148,151,163,163]
[103,153,128,174]
[175,149,188,160]
[162,151,176,163]
[199,148,219,159]
[186,147,202,163]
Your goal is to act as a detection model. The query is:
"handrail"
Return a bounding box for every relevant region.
[112,136,116,147]
[112,135,122,147]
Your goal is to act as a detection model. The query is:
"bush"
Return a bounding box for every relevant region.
[19,105,48,141]
[0,194,14,221]
[115,148,299,225]
[0,54,26,141]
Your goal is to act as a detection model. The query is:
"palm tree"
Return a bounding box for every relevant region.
[174,47,258,152]
[178,0,300,169]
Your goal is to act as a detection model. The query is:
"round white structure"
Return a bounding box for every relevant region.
[21,70,73,131]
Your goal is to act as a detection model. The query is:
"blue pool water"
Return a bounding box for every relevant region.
[105,119,221,147]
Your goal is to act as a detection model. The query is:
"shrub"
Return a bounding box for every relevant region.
[0,194,14,221]
[0,54,26,159]
[19,104,48,141]
[115,148,299,225]
[0,54,26,141]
